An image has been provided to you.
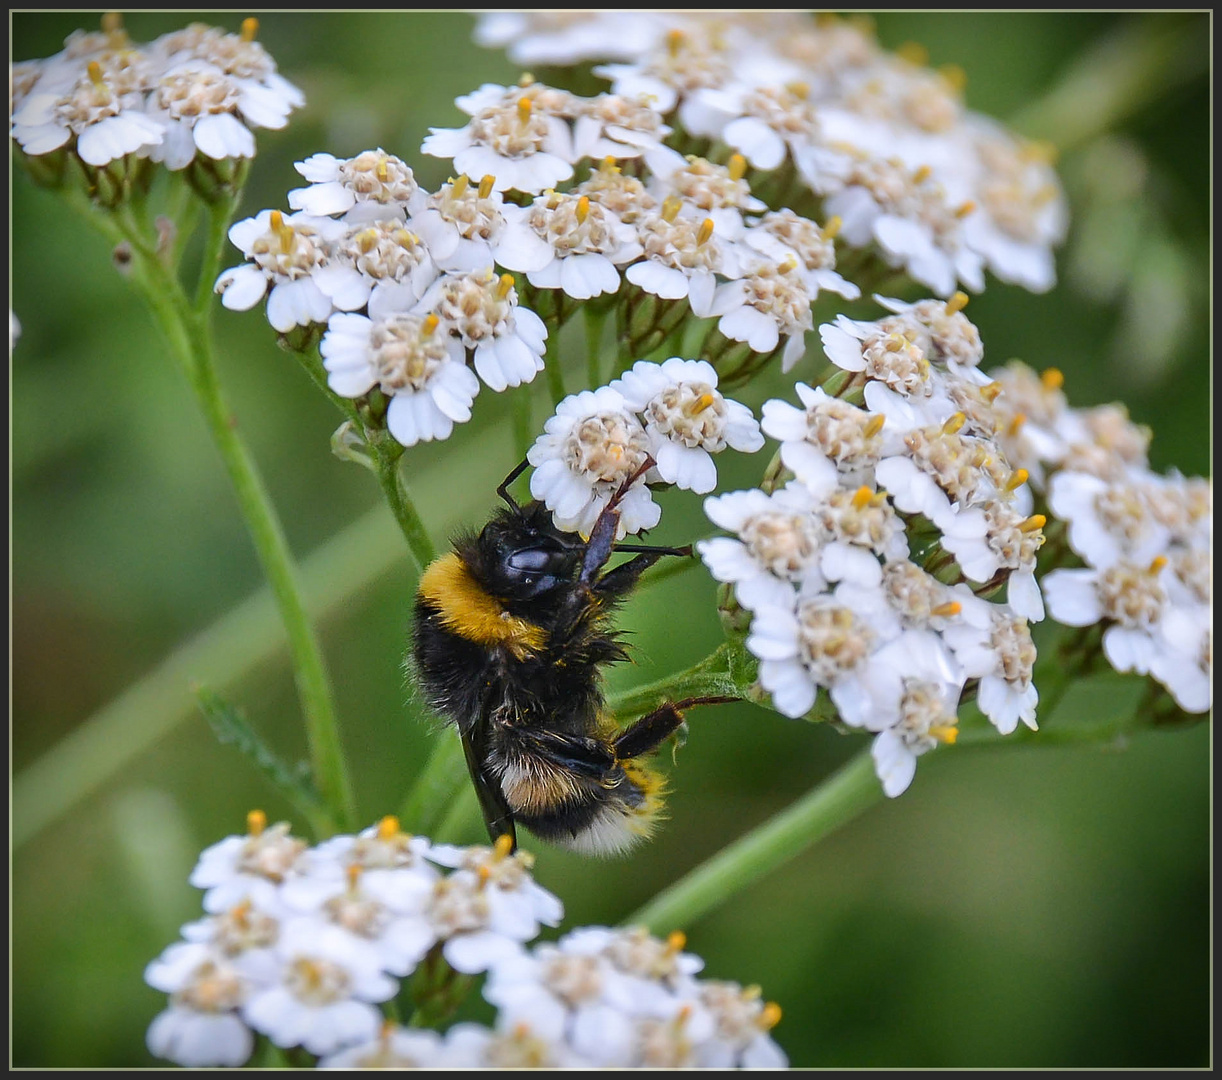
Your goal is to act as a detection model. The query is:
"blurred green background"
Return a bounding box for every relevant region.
[11,11,1210,1069]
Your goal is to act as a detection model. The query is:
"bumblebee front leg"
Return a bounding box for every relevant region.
[613,696,740,760]
[579,455,658,584]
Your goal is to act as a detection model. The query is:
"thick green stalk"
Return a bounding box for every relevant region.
[512,385,535,461]
[544,342,568,406]
[14,418,515,851]
[194,190,241,314]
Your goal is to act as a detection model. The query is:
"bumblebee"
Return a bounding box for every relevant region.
[410,458,733,856]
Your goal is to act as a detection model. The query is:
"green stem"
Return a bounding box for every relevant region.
[64,188,358,834]
[194,190,240,315]
[512,385,535,461]
[544,334,568,406]
[14,418,516,851]
[608,639,755,721]
[372,444,437,573]
[625,750,881,934]
[163,305,355,831]
[585,304,608,389]
[292,345,435,574]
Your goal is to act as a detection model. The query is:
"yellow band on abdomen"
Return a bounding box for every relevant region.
[417,552,546,658]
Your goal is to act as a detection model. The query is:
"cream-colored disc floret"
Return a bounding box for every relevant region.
[795,598,875,683]
[644,380,729,450]
[174,959,248,1013]
[738,510,822,580]
[368,314,450,394]
[284,957,353,1007]
[248,211,327,280]
[337,149,417,204]
[804,395,886,470]
[562,412,652,485]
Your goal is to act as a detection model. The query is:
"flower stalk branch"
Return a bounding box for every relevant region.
[61,183,357,835]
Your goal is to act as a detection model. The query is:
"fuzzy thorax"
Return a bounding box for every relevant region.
[417,552,547,659]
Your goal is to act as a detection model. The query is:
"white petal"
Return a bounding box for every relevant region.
[77,113,163,166]
[724,116,786,170]
[758,658,815,718]
[653,439,717,493]
[719,305,779,353]
[294,152,340,182]
[1042,569,1103,627]
[215,264,268,311]
[193,113,255,160]
[559,253,619,299]
[626,261,689,301]
[820,323,867,371]
[872,729,917,797]
[266,279,330,333]
[287,181,356,216]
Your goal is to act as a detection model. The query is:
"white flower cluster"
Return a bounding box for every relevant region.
[10,15,302,169]
[144,813,561,1066]
[417,73,857,372]
[527,358,764,539]
[700,294,1050,798]
[473,11,1068,297]
[984,362,1212,714]
[214,161,552,446]
[321,926,785,1068]
[145,813,786,1069]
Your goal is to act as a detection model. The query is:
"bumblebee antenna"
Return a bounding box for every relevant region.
[496,458,530,514]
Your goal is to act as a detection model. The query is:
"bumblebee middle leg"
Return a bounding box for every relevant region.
[613,696,741,760]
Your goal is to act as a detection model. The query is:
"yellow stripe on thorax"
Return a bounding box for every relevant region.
[418,552,547,659]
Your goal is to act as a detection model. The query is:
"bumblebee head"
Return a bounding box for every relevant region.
[476,502,582,606]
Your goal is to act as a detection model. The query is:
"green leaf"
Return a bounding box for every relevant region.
[192,682,331,830]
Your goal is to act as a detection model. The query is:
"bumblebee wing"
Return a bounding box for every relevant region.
[461,727,517,850]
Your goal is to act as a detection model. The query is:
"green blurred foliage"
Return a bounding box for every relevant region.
[10,10,1210,1069]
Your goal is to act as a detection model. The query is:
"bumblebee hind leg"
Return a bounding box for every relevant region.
[554,696,740,857]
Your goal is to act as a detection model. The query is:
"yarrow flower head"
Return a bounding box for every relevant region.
[516,189,643,300]
[528,385,659,540]
[12,50,166,167]
[610,358,763,494]
[422,78,579,195]
[696,287,1109,797]
[11,15,301,171]
[530,363,764,537]
[414,268,548,393]
[288,148,421,223]
[321,311,476,448]
[214,209,350,333]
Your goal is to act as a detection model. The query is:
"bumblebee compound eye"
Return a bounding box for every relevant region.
[507,547,567,575]
[501,544,576,598]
